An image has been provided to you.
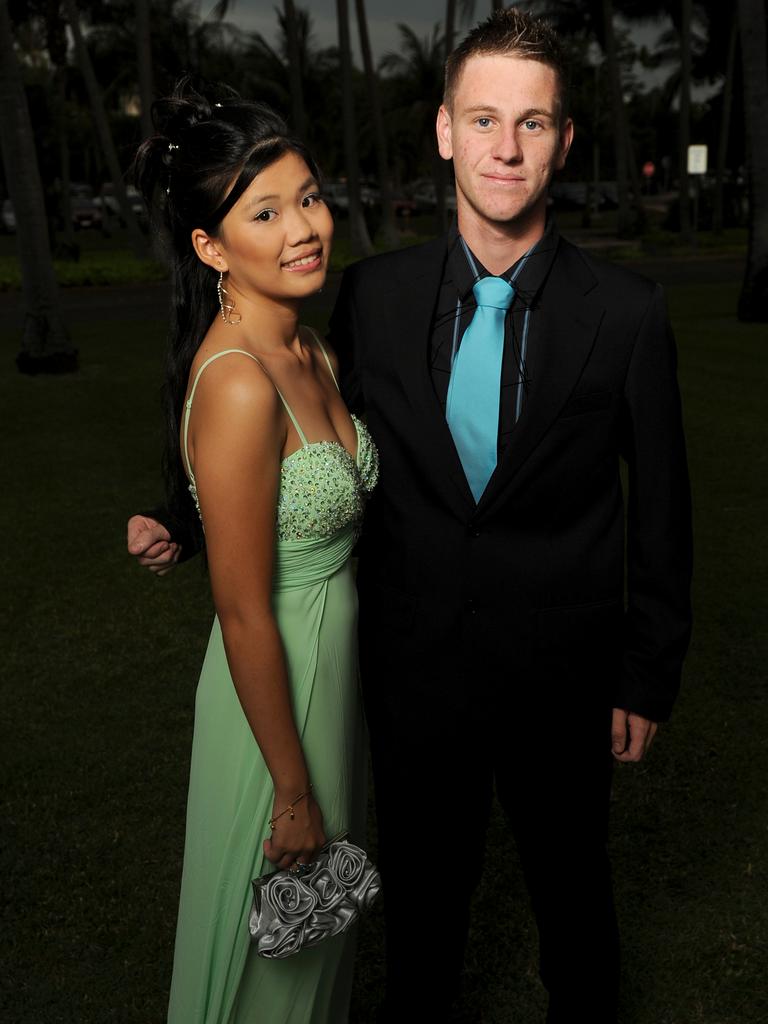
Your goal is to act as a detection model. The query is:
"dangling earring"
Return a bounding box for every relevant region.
[217,270,241,325]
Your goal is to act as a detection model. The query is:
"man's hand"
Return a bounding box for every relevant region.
[127,515,180,576]
[611,707,658,763]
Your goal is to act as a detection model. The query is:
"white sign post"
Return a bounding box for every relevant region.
[687,145,708,175]
[687,145,708,234]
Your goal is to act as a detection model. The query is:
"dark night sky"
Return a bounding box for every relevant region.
[208,2,680,94]
[205,0,470,62]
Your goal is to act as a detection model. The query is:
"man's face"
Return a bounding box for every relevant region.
[436,54,573,233]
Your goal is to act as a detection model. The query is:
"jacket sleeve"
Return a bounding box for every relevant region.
[616,283,693,721]
[327,265,366,416]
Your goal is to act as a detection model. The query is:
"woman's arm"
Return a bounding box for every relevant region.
[189,356,325,869]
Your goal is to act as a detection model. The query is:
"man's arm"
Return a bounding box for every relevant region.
[127,502,204,574]
[617,282,693,723]
[127,515,180,575]
[610,708,658,763]
[327,264,366,415]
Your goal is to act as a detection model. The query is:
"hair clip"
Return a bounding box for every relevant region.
[168,142,179,152]
[214,102,223,108]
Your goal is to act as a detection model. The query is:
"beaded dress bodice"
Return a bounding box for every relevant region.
[274,415,377,540]
[183,343,378,544]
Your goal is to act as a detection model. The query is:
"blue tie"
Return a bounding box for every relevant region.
[446,275,515,503]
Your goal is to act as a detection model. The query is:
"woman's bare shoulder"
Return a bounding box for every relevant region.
[188,346,281,422]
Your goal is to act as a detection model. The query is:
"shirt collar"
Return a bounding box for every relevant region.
[446,214,560,308]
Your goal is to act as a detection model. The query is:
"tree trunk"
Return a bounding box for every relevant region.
[355,0,399,248]
[445,0,456,54]
[336,0,373,257]
[584,59,602,229]
[713,15,737,235]
[435,0,457,234]
[44,3,76,254]
[737,0,768,320]
[678,0,693,242]
[64,0,147,258]
[0,0,75,373]
[135,0,154,139]
[625,125,645,229]
[284,0,307,139]
[601,0,634,237]
[55,70,76,254]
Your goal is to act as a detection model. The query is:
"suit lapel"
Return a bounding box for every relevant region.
[477,242,605,517]
[381,238,476,514]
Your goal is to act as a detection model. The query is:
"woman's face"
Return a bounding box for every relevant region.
[211,149,333,304]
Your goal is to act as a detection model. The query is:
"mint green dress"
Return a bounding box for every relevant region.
[168,342,378,1024]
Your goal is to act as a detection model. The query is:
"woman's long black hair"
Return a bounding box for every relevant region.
[133,78,320,531]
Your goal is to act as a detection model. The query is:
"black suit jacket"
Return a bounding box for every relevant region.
[328,233,692,724]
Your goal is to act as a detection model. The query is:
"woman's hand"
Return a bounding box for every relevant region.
[263,790,326,870]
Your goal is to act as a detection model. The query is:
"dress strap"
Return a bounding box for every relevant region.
[182,348,309,481]
[306,327,340,392]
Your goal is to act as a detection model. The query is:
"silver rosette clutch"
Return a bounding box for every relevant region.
[248,833,381,959]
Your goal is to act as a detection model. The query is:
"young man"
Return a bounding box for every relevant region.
[130,11,691,1022]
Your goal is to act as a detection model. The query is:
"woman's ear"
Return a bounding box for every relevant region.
[191,228,227,272]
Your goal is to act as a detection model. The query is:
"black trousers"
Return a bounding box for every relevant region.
[364,661,619,1024]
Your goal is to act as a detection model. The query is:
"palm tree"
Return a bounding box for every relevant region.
[600,0,636,235]
[354,0,399,247]
[283,0,308,138]
[445,0,457,55]
[243,6,333,144]
[337,0,373,256]
[712,13,738,235]
[737,0,768,320]
[381,24,446,224]
[44,0,76,253]
[677,0,693,241]
[0,0,75,372]
[63,0,146,257]
[135,0,154,138]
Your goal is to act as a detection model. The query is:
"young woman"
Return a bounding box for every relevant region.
[134,82,377,1024]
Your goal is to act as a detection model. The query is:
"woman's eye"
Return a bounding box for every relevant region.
[302,193,322,208]
[255,209,276,222]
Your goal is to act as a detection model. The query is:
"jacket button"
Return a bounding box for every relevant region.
[468,526,481,538]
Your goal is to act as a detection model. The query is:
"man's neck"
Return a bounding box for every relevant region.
[456,205,547,275]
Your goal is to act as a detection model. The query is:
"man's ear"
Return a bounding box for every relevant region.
[191,228,227,272]
[436,104,454,161]
[555,117,574,171]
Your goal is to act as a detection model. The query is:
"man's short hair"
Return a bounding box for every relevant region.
[443,8,570,125]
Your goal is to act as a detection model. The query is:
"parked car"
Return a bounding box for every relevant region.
[408,180,457,213]
[549,181,619,211]
[391,194,418,218]
[321,181,349,217]
[1,199,15,233]
[71,195,102,230]
[94,183,146,226]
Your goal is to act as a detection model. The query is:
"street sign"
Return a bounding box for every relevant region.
[687,145,708,175]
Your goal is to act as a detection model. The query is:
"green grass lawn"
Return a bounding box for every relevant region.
[1,266,766,1023]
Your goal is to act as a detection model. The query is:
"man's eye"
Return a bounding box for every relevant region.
[523,120,541,130]
[476,117,492,128]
